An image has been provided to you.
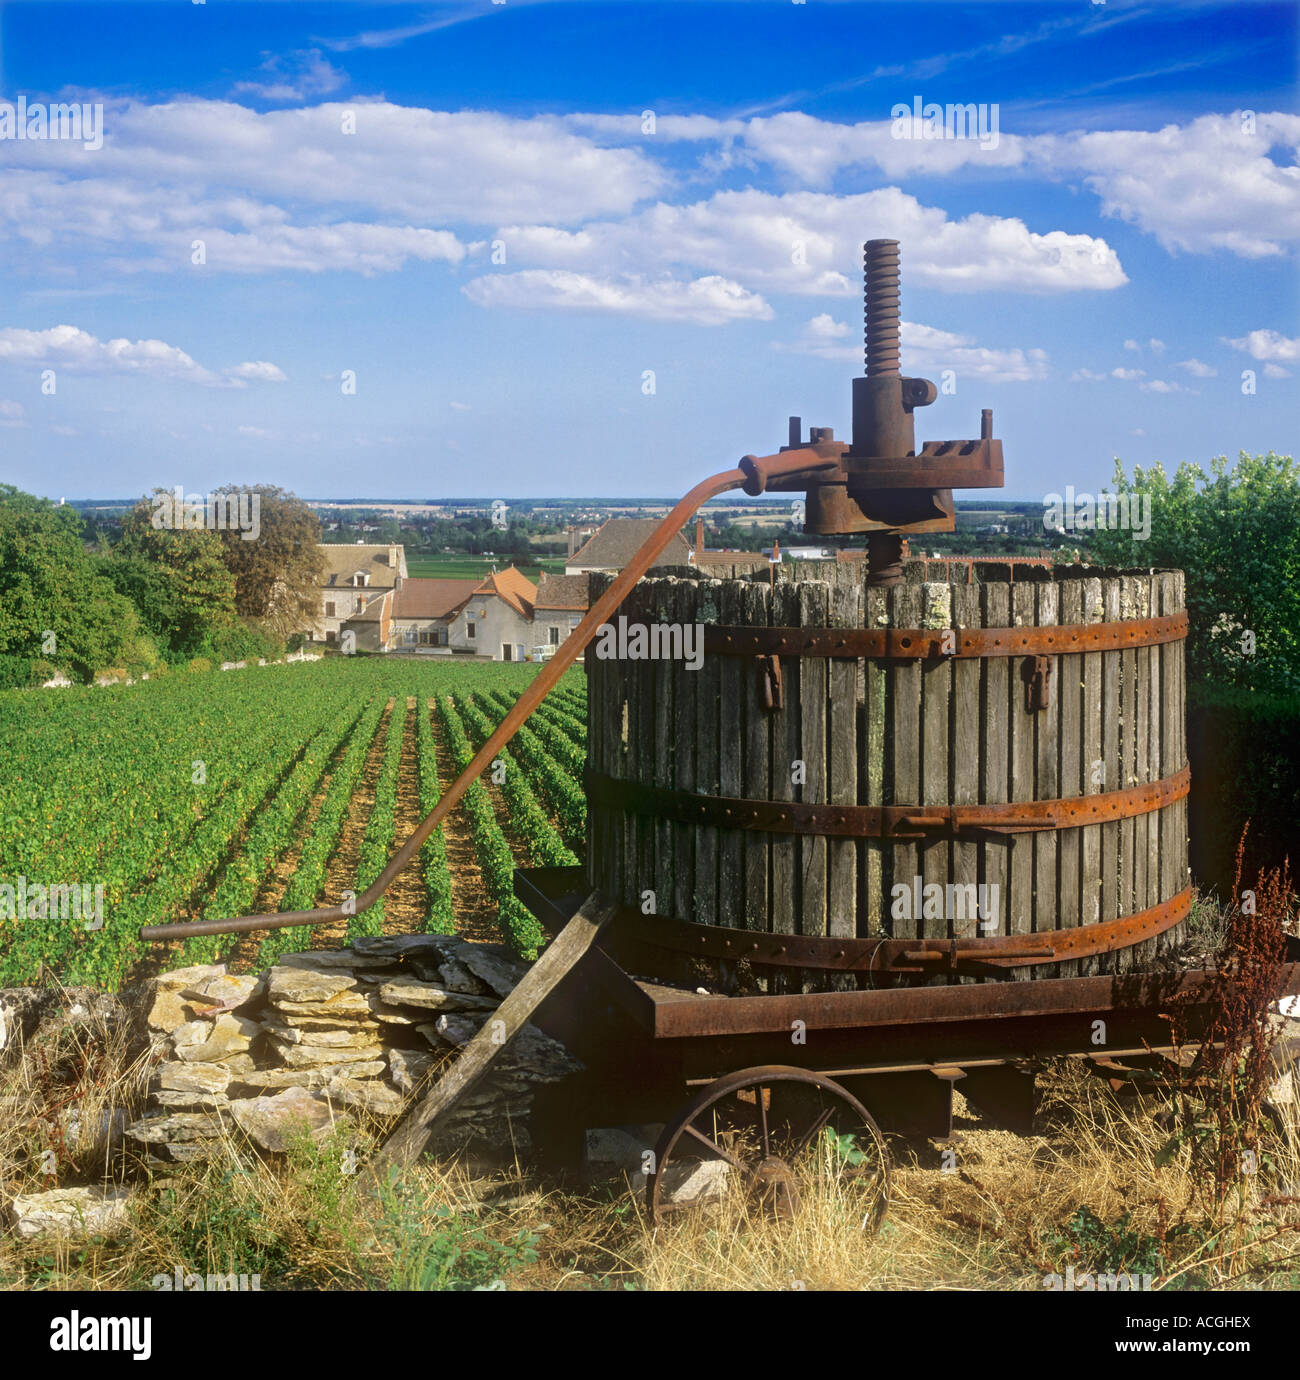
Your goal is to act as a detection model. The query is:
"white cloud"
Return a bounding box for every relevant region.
[785,315,1047,382]
[233,49,346,103]
[0,399,26,427]
[1263,362,1292,379]
[1176,358,1217,377]
[463,270,773,326]
[237,425,277,438]
[1111,366,1145,381]
[1223,329,1300,362]
[1139,378,1191,394]
[1149,338,1165,354]
[1070,368,1108,381]
[448,401,471,410]
[0,325,279,388]
[227,360,287,383]
[1123,339,1141,352]
[496,187,1125,297]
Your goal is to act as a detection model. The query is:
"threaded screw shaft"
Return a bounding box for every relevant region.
[864,238,901,378]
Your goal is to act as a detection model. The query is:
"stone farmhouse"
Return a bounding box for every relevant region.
[316,544,407,645]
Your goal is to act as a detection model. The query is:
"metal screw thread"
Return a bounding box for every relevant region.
[863,239,901,378]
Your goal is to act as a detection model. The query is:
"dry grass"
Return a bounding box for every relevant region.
[3,967,1298,1291]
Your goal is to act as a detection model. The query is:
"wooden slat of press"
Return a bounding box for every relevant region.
[1131,575,1151,963]
[717,579,745,933]
[951,582,981,967]
[1166,569,1189,959]
[1164,571,1186,949]
[672,579,697,926]
[1056,578,1083,975]
[1007,580,1036,976]
[891,582,923,945]
[860,583,888,955]
[827,575,861,993]
[1096,576,1122,976]
[623,581,643,913]
[980,579,1010,960]
[694,580,722,930]
[769,579,800,991]
[1140,571,1162,969]
[1033,578,1061,978]
[798,581,830,989]
[652,580,676,931]
[1077,575,1104,978]
[741,578,772,950]
[640,581,664,918]
[1113,574,1139,977]
[597,573,621,903]
[586,575,604,894]
[921,581,951,952]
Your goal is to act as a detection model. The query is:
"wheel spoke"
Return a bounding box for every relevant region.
[682,1120,746,1169]
[755,1083,771,1159]
[793,1104,836,1156]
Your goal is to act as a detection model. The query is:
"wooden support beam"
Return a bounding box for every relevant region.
[367,892,618,1175]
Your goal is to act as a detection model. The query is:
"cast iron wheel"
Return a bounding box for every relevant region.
[647,1065,890,1231]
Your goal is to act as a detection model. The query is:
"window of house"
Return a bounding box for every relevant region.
[438,628,448,646]
[404,629,416,645]
[325,601,336,617]
[326,630,337,643]
[549,626,561,645]
[467,622,476,639]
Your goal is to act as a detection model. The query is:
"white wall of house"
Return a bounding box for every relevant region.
[447,596,534,661]
[533,611,583,648]
[392,617,452,651]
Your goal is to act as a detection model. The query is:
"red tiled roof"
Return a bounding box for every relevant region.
[474,566,537,619]
[534,572,590,611]
[393,577,478,620]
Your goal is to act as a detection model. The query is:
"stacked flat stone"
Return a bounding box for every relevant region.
[124,936,581,1166]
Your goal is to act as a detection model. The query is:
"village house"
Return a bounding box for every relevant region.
[444,567,538,662]
[390,577,480,651]
[315,543,407,644]
[564,518,691,575]
[532,572,590,649]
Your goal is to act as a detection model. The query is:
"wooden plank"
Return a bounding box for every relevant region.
[890,582,923,945]
[769,579,800,991]
[951,582,980,969]
[1131,575,1151,965]
[371,892,618,1172]
[1140,572,1162,970]
[798,581,829,990]
[860,583,887,952]
[921,580,952,952]
[653,578,676,931]
[1158,572,1178,952]
[1113,574,1139,977]
[741,579,772,950]
[980,580,1010,958]
[1077,576,1104,978]
[1007,580,1036,977]
[1056,578,1083,974]
[694,579,721,930]
[672,579,697,925]
[1033,579,1061,977]
[717,579,745,935]
[623,580,642,913]
[827,577,861,993]
[1096,576,1121,976]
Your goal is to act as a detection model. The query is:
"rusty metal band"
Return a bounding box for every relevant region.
[701,610,1187,660]
[586,764,1189,839]
[610,886,1192,972]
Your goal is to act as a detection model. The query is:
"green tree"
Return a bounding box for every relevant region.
[1086,452,1299,695]
[119,493,238,657]
[0,485,159,681]
[206,483,325,640]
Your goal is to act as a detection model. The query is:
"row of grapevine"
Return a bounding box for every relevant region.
[455,694,578,870]
[530,700,587,748]
[349,698,409,943]
[415,697,455,935]
[475,691,586,853]
[436,695,545,960]
[178,698,370,966]
[255,694,388,966]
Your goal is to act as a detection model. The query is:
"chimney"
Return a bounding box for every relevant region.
[696,517,704,558]
[568,525,577,558]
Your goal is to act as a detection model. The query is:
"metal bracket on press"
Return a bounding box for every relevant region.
[1025,655,1052,711]
[758,653,783,710]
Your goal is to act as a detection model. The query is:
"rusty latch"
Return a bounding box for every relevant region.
[757,654,783,710]
[1025,655,1052,711]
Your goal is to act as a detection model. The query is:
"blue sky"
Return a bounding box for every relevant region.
[0,0,1295,500]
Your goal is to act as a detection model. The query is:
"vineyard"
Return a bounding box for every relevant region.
[0,659,588,988]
